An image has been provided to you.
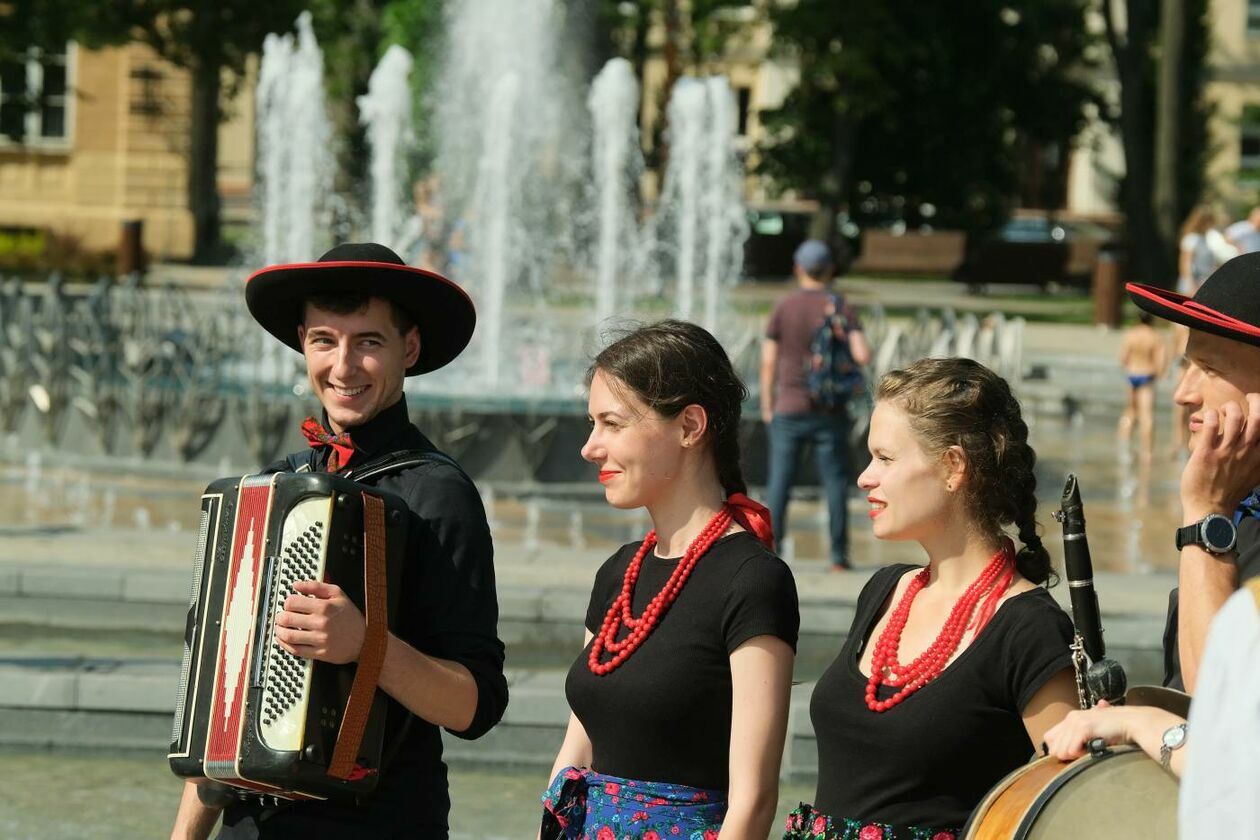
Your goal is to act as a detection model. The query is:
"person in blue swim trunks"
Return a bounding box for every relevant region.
[1119,310,1170,463]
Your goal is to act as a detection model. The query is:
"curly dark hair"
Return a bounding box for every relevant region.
[588,320,749,496]
[876,357,1055,585]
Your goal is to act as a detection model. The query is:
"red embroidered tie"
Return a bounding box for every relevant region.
[301,416,357,472]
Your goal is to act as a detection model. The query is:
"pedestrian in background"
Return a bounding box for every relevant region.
[759,240,871,570]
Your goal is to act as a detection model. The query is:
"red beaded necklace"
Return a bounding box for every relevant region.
[588,505,734,675]
[864,541,1015,712]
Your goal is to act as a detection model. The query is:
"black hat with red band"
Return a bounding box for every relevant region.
[245,242,476,376]
[1126,252,1260,349]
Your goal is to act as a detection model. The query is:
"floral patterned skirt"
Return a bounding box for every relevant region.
[540,766,727,840]
[783,803,958,840]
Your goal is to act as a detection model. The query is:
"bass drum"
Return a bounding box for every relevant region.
[960,745,1178,839]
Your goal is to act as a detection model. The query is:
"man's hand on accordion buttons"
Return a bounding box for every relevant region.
[274,580,365,664]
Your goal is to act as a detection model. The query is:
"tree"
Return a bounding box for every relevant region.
[3,1,304,263]
[1103,0,1210,288]
[123,2,308,264]
[756,0,1098,239]
[588,0,751,174]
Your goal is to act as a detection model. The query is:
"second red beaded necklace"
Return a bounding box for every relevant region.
[864,540,1016,712]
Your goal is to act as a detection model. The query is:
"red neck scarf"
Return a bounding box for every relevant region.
[726,492,775,550]
[301,416,357,472]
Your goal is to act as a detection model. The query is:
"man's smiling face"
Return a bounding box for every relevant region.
[298,297,419,433]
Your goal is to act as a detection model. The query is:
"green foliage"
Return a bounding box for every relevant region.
[0,1,130,55]
[380,0,445,174]
[757,0,1098,233]
[305,0,444,190]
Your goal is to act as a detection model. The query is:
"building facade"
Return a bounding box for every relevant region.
[0,41,253,263]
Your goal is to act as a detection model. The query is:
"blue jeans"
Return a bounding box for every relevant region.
[766,412,851,567]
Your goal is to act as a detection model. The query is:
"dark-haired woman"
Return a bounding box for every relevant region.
[786,358,1077,840]
[540,320,800,839]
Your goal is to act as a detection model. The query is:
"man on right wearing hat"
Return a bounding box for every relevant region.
[1040,254,1260,836]
[1126,255,1260,693]
[759,239,870,569]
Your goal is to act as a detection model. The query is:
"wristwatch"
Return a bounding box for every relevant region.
[1175,514,1237,554]
[1159,722,1187,770]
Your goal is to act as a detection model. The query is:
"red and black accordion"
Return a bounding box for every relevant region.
[168,472,408,800]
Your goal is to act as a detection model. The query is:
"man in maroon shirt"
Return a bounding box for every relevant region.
[759,240,871,569]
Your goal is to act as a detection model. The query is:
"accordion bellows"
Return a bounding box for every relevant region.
[169,472,408,800]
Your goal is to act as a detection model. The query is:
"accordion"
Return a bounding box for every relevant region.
[168,471,409,800]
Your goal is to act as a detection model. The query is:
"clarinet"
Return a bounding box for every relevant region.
[1053,474,1126,708]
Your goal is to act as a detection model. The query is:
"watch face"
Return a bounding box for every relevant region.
[1203,516,1236,551]
[1164,724,1187,750]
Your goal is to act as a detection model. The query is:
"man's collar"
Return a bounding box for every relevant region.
[323,395,412,461]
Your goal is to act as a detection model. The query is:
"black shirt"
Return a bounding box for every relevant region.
[1162,494,1260,690]
[219,396,508,839]
[565,531,799,790]
[809,564,1073,830]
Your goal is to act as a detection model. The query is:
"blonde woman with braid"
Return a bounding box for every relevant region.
[786,358,1077,840]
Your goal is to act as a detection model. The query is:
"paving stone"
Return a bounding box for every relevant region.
[0,567,18,595]
[123,570,188,603]
[0,666,78,708]
[79,668,177,713]
[21,568,124,600]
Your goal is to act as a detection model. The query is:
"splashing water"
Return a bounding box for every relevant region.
[653,76,746,332]
[255,12,335,264]
[587,58,642,332]
[358,45,414,250]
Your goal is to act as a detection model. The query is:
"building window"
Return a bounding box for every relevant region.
[1241,105,1260,172]
[0,46,71,145]
[1250,1,1260,36]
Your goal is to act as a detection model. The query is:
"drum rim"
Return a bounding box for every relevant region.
[1011,747,1133,838]
[960,754,1068,837]
[961,745,1146,838]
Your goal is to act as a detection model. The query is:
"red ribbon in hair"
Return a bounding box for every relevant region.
[300,416,357,473]
[726,492,776,550]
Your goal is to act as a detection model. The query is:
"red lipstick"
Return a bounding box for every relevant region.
[599,471,621,484]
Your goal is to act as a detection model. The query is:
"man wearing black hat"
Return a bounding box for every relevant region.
[171,243,508,839]
[1127,255,1260,694]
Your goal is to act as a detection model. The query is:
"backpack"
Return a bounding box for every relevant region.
[804,293,865,410]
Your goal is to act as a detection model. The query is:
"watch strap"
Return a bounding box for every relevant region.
[1160,723,1187,770]
[1175,522,1199,551]
[1176,514,1237,553]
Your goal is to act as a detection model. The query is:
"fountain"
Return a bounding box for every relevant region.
[0,3,1027,490]
[651,76,747,332]
[358,45,414,250]
[587,58,642,331]
[255,11,335,265]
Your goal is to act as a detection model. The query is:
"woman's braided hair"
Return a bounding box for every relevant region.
[588,320,749,496]
[876,357,1055,585]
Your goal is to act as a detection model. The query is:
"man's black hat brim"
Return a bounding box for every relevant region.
[1126,253,1260,350]
[246,249,476,376]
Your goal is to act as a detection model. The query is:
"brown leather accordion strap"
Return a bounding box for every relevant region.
[328,492,389,780]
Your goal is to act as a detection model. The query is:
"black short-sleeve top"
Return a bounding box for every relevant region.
[565,531,799,790]
[810,563,1074,830]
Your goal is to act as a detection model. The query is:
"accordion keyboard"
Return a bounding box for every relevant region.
[259,497,332,751]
